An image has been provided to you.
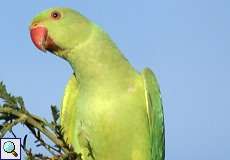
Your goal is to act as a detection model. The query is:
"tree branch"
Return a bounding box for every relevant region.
[0,81,82,160]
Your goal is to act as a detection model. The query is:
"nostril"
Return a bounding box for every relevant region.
[30,22,40,29]
[32,23,38,27]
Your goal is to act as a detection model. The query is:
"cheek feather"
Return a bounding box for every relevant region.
[45,35,63,53]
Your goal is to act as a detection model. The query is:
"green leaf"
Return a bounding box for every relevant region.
[16,96,26,111]
[23,134,28,150]
[51,105,60,124]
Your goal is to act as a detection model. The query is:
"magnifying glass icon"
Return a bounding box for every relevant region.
[3,141,18,157]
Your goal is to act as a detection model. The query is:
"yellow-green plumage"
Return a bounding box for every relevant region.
[31,8,164,160]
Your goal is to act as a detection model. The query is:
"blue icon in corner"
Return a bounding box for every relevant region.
[0,138,21,160]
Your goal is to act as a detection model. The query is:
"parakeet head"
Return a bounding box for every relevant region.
[30,8,93,59]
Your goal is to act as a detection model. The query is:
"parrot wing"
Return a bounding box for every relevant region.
[60,74,80,144]
[142,68,165,160]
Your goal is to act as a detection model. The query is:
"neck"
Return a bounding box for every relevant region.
[64,25,138,86]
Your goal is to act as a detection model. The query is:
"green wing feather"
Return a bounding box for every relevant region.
[142,68,165,160]
[60,74,79,144]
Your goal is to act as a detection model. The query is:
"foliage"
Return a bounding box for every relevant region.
[0,82,82,160]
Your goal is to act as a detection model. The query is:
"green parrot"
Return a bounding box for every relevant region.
[30,8,165,160]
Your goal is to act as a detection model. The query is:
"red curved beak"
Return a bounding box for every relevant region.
[30,26,48,52]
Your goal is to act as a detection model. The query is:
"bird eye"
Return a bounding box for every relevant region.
[51,11,61,20]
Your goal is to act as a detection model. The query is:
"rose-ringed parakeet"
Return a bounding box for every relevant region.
[30,8,165,160]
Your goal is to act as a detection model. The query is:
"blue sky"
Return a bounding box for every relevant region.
[0,1,229,159]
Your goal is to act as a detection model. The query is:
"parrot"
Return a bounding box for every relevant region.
[30,7,165,160]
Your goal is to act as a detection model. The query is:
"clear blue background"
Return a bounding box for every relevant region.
[0,1,229,159]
